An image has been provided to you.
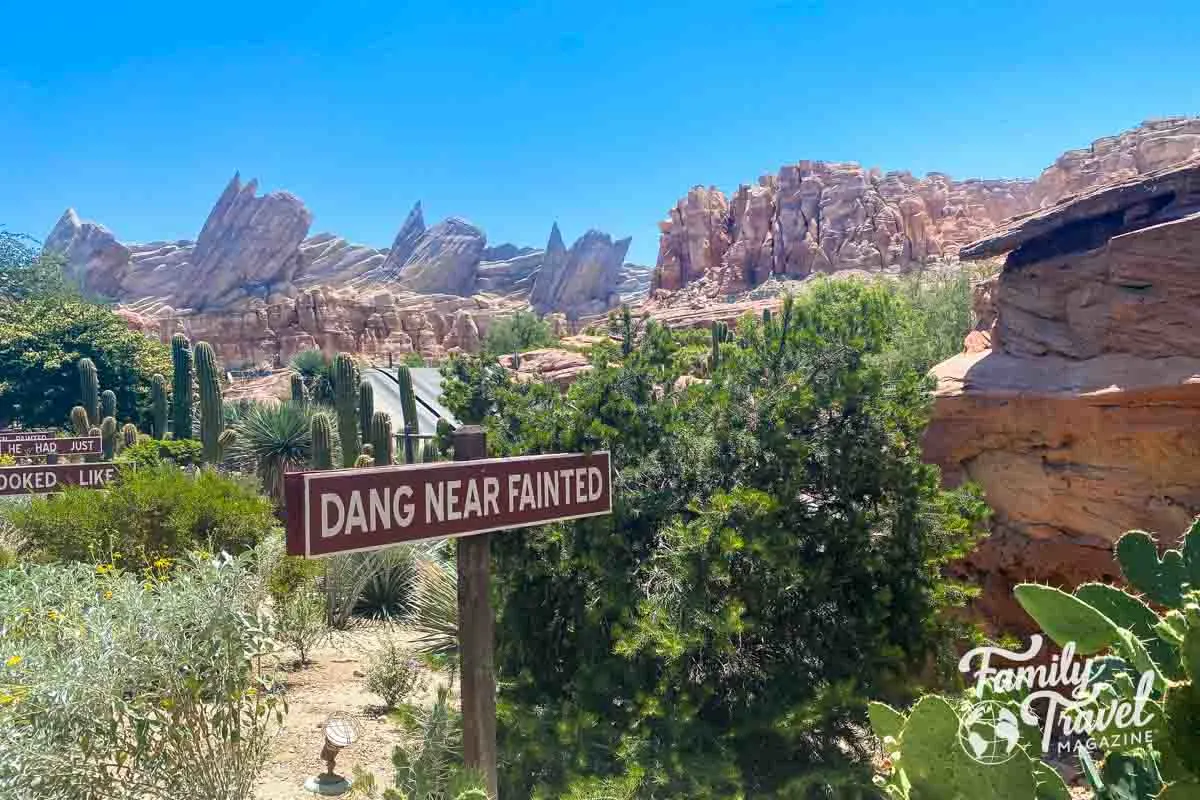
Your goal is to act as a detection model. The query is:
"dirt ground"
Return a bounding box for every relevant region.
[254,625,447,800]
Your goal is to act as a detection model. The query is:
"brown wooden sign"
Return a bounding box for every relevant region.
[0,462,120,496]
[285,451,612,557]
[0,429,55,442]
[0,436,103,458]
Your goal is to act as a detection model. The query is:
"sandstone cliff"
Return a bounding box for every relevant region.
[655,117,1200,296]
[925,161,1200,632]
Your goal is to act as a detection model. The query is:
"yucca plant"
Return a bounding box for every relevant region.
[290,349,334,405]
[228,401,314,506]
[408,551,458,660]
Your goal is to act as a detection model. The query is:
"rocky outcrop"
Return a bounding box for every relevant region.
[925,160,1200,633]
[529,225,632,318]
[45,175,646,322]
[656,117,1200,296]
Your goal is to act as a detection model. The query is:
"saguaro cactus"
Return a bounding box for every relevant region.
[359,380,374,444]
[86,426,102,463]
[78,358,99,426]
[150,374,168,439]
[120,423,138,450]
[762,308,772,325]
[620,304,634,356]
[421,440,437,463]
[70,406,90,436]
[100,390,117,422]
[217,429,237,461]
[171,334,193,439]
[370,410,394,466]
[290,373,307,405]
[310,412,334,470]
[396,366,419,464]
[100,417,118,460]
[710,321,728,371]
[332,353,360,467]
[193,341,223,464]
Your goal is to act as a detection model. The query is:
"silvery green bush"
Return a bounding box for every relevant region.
[0,553,284,800]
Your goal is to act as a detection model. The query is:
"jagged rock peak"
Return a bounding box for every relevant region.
[531,227,630,318]
[379,201,426,275]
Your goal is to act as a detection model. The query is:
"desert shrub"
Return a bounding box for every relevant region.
[3,463,278,567]
[386,685,486,800]
[0,553,283,800]
[483,310,557,356]
[119,436,204,467]
[442,279,988,798]
[274,585,328,666]
[266,554,324,604]
[365,636,427,709]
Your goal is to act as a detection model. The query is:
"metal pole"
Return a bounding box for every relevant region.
[453,426,497,797]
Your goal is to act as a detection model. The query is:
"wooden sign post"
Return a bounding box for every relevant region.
[282,436,613,799]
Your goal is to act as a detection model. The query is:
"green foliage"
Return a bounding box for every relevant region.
[333,353,360,466]
[118,437,203,468]
[0,554,283,799]
[311,411,335,470]
[78,357,99,425]
[274,585,328,666]
[441,278,988,798]
[402,351,427,368]
[868,696,1056,800]
[170,333,193,439]
[0,272,169,430]
[193,341,223,464]
[265,553,324,605]
[483,310,557,356]
[2,463,277,568]
[371,410,395,466]
[875,266,994,376]
[1013,584,1123,655]
[1115,528,1200,609]
[365,636,428,708]
[290,349,335,405]
[0,230,77,302]
[227,401,315,504]
[150,373,168,438]
[382,684,486,800]
[100,388,117,421]
[100,415,118,459]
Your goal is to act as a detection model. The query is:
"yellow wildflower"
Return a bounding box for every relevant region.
[4,656,21,668]
[46,610,60,622]
[103,591,113,600]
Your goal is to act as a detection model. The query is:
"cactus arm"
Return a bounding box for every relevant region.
[310,412,333,470]
[370,411,394,466]
[359,379,374,441]
[78,357,99,426]
[70,406,90,436]
[1117,531,1186,608]
[100,417,117,460]
[100,389,117,421]
[150,374,168,439]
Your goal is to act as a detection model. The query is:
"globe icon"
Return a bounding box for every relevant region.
[957,701,1021,764]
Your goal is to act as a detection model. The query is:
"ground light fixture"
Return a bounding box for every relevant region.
[303,711,362,795]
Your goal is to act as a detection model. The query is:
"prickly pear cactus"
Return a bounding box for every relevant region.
[867,696,1055,800]
[370,411,393,466]
[310,412,333,470]
[193,342,223,464]
[78,357,99,426]
[171,334,193,440]
[150,373,168,439]
[332,353,360,467]
[100,389,117,422]
[69,406,90,436]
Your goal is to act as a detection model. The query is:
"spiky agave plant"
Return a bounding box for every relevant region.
[228,401,313,506]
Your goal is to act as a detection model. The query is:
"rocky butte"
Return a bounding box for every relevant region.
[44,175,652,366]
[926,160,1200,631]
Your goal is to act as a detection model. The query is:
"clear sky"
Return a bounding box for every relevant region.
[3,0,1199,266]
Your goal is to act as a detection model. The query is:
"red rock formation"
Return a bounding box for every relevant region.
[926,161,1200,633]
[656,118,1200,296]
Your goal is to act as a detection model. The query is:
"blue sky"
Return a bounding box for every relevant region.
[2,0,1199,267]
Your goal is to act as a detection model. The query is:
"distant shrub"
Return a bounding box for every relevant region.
[274,586,328,666]
[266,554,324,605]
[483,311,557,356]
[365,636,427,709]
[0,554,282,799]
[3,464,278,567]
[119,437,204,468]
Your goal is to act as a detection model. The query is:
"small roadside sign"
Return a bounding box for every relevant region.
[0,436,103,458]
[0,462,120,496]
